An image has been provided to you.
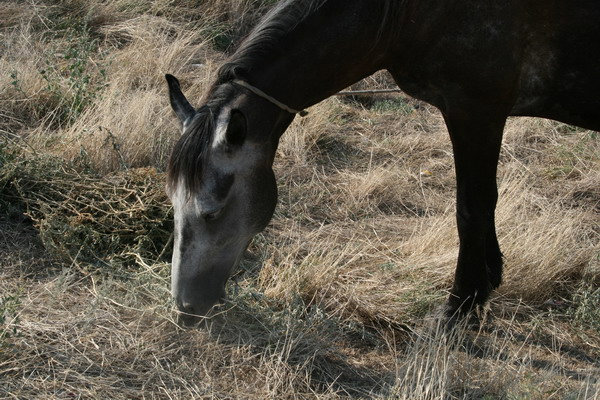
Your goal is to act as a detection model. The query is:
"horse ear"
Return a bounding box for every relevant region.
[225,109,247,147]
[165,74,195,125]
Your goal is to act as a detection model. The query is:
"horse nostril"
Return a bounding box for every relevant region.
[180,303,195,316]
[177,303,200,326]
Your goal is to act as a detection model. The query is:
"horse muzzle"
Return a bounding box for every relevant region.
[175,287,226,326]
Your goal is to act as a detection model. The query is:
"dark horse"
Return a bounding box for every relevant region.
[165,0,600,323]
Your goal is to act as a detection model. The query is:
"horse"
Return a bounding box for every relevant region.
[165,0,600,324]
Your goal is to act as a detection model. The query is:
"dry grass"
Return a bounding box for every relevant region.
[1,1,599,399]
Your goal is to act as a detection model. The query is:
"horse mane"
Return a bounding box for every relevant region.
[216,0,400,85]
[215,0,328,85]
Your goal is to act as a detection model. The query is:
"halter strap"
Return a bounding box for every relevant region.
[232,80,308,117]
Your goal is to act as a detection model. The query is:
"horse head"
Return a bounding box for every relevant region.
[165,74,293,323]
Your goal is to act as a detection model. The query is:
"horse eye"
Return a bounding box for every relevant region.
[202,208,222,221]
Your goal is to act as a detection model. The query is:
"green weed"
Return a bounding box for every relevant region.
[37,25,107,126]
[569,284,600,331]
[372,98,413,115]
[546,130,599,179]
[8,71,26,96]
[0,293,22,346]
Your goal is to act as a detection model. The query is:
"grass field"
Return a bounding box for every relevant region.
[1,1,599,398]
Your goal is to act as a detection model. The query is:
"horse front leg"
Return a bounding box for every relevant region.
[443,112,506,321]
[486,214,503,290]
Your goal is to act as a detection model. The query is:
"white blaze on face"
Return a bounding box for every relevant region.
[170,182,186,299]
[170,181,215,300]
[211,104,233,149]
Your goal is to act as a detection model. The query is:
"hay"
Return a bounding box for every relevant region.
[0,143,172,271]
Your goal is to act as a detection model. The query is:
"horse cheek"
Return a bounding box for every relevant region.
[248,167,278,232]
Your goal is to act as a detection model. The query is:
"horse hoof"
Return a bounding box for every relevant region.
[443,303,481,331]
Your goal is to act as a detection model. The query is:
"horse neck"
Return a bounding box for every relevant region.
[232,0,397,111]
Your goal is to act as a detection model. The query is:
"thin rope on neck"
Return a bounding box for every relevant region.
[232,80,308,117]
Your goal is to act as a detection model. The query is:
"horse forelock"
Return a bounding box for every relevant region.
[167,85,237,196]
